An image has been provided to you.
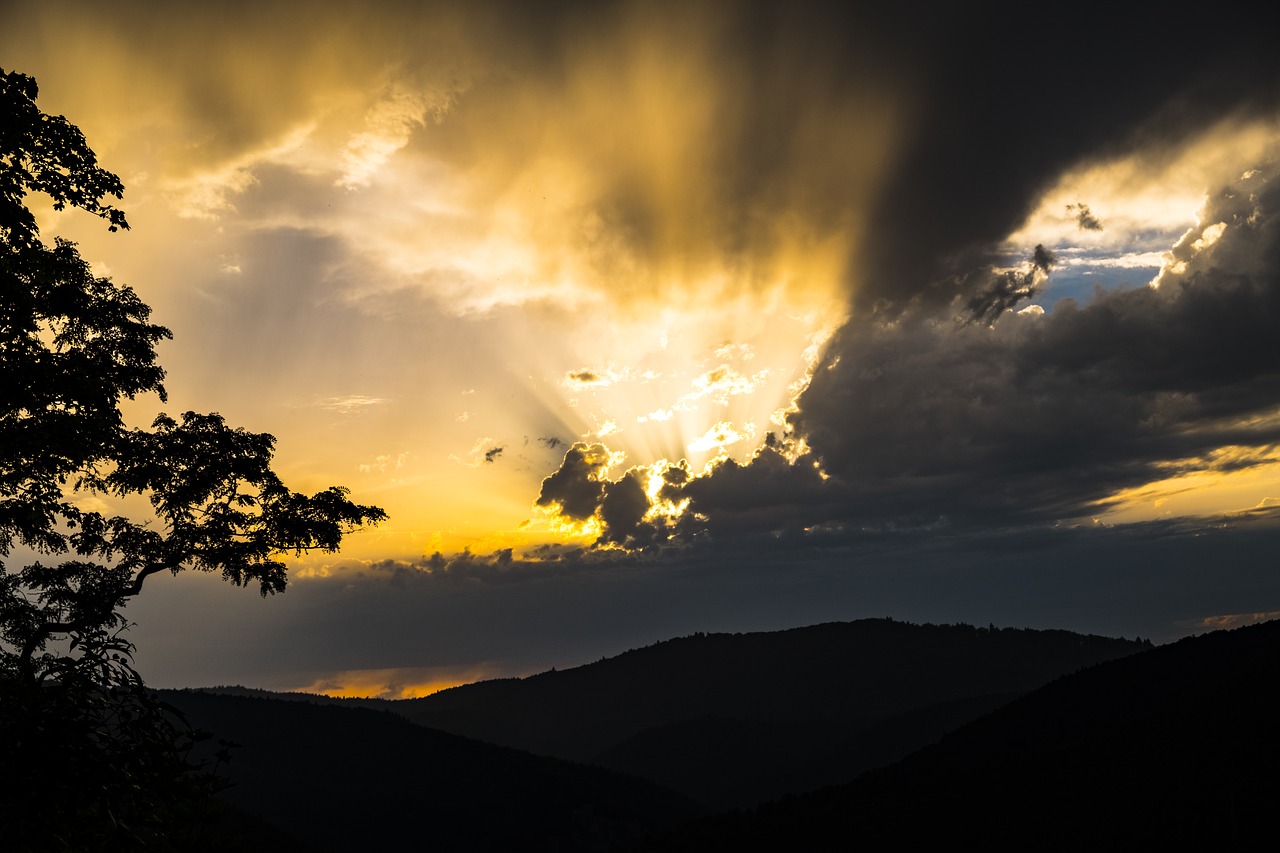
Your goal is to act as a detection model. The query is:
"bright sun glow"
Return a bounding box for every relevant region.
[6,1,901,562]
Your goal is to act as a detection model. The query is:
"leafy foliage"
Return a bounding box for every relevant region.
[0,67,386,847]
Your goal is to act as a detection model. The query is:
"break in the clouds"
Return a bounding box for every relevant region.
[536,160,1280,548]
[801,160,1280,524]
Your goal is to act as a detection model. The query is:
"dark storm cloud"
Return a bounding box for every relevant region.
[680,164,1280,541]
[535,442,610,520]
[597,471,652,545]
[963,245,1055,325]
[641,0,1280,549]
[677,444,839,538]
[849,1,1280,315]
[392,1,1266,317]
[536,445,682,546]
[501,1,1280,559]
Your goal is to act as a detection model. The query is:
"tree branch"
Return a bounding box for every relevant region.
[17,560,176,682]
[126,562,173,598]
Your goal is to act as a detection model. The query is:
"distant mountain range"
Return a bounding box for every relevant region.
[390,619,1148,808]
[161,617,1280,850]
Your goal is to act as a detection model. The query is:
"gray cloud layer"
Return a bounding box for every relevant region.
[127,511,1280,688]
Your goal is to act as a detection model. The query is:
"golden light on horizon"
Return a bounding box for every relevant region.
[1100,446,1280,525]
[292,663,520,700]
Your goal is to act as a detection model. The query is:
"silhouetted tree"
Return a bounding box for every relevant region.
[0,68,386,848]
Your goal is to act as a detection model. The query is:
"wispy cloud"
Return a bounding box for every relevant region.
[314,395,390,415]
[358,452,410,474]
[338,86,449,189]
[452,437,504,468]
[1181,610,1280,632]
[165,124,317,219]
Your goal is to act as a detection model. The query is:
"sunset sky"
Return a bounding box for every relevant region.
[6,0,1280,697]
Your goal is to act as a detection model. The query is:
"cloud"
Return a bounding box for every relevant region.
[632,365,772,428]
[532,158,1280,552]
[533,444,696,546]
[358,452,410,474]
[563,369,612,390]
[451,436,501,468]
[167,159,261,220]
[315,395,389,415]
[688,366,770,405]
[126,509,1280,690]
[535,442,614,520]
[845,7,1280,317]
[10,0,1280,712]
[699,161,1280,539]
[1180,609,1280,632]
[597,470,652,545]
[293,663,508,699]
[714,342,754,361]
[963,245,1056,326]
[686,420,757,455]
[1067,202,1104,232]
[338,86,447,189]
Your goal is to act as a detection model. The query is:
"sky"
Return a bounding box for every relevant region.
[6,0,1280,697]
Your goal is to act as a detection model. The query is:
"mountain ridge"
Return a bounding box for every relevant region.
[657,617,1280,850]
[185,618,1149,809]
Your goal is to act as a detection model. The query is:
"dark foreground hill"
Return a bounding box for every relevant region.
[161,691,700,852]
[394,619,1148,807]
[659,618,1280,851]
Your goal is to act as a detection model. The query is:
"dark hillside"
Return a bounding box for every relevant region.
[398,619,1148,806]
[660,619,1280,850]
[162,690,700,852]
